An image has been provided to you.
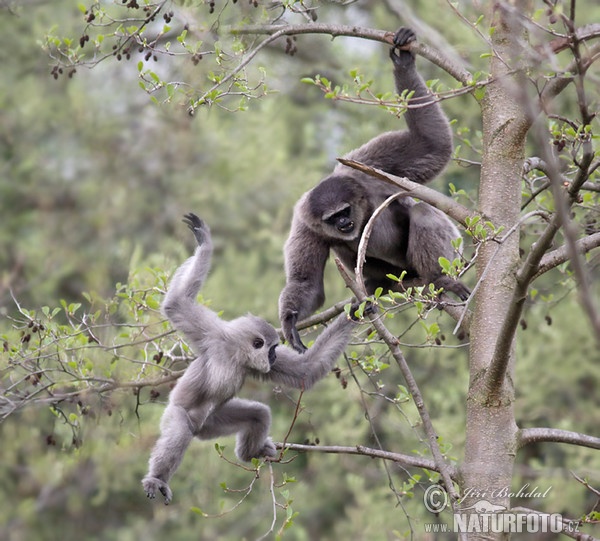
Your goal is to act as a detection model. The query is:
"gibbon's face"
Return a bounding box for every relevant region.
[308,176,367,241]
[323,203,355,234]
[238,316,280,373]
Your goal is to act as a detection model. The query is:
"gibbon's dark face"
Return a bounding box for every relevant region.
[308,176,367,241]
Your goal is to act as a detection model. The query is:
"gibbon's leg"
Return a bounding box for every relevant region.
[142,404,195,504]
[198,398,277,462]
[407,202,471,301]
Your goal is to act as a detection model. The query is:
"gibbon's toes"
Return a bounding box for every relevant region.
[454,283,471,302]
[261,439,278,458]
[142,477,173,505]
[159,485,173,506]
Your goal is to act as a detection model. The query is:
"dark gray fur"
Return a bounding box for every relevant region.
[142,214,357,504]
[279,27,470,352]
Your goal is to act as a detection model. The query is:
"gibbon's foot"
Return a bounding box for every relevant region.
[434,276,471,302]
[142,476,173,505]
[258,438,278,459]
[237,438,277,462]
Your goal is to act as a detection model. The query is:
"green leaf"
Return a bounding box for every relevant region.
[177,29,188,43]
[438,257,451,273]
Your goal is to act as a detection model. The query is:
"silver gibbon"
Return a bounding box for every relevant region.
[142,213,359,504]
[279,27,470,352]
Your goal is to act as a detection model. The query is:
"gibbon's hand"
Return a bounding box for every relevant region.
[390,27,416,68]
[283,310,309,353]
[182,212,210,246]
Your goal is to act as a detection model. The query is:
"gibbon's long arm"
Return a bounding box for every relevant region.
[343,28,453,184]
[266,311,356,389]
[279,29,456,353]
[161,214,222,345]
[279,216,330,351]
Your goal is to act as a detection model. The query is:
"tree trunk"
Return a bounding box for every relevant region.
[460,3,532,539]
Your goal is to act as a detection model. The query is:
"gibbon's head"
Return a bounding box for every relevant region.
[230,315,279,373]
[306,176,370,241]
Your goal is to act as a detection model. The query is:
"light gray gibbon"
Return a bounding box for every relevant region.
[279,27,470,352]
[142,213,360,505]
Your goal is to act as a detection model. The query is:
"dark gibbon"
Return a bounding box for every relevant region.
[279,27,470,352]
[142,213,359,504]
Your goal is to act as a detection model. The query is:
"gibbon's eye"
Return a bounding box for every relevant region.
[252,337,265,349]
[324,206,350,225]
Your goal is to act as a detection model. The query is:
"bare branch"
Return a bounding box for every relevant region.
[274,442,447,474]
[534,232,600,279]
[518,428,600,451]
[345,175,472,335]
[354,191,410,294]
[337,159,476,227]
[232,24,472,85]
[547,23,600,53]
[541,42,600,103]
[294,299,348,331]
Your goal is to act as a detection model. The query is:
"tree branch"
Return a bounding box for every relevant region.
[518,428,600,451]
[334,259,465,533]
[0,370,184,420]
[484,114,600,394]
[540,42,600,103]
[274,442,450,474]
[346,174,472,334]
[337,159,476,227]
[547,23,600,53]
[534,232,600,280]
[232,24,472,85]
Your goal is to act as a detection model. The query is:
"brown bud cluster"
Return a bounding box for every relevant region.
[285,36,297,56]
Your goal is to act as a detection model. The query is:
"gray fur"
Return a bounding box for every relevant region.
[279,27,470,352]
[142,214,356,504]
